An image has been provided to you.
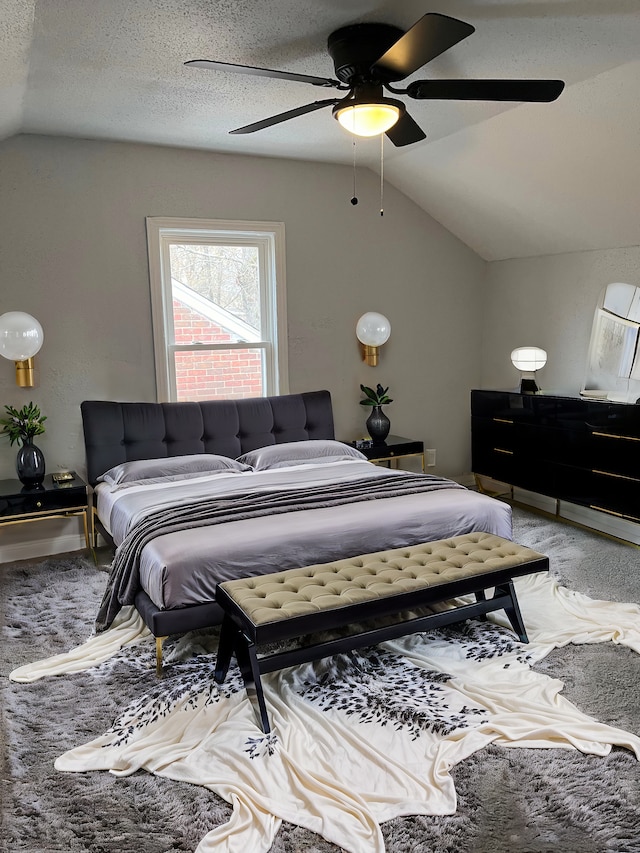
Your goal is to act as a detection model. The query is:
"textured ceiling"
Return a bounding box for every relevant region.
[2,0,640,260]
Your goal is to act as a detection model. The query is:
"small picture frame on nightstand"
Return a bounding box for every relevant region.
[52,471,75,483]
[353,438,373,449]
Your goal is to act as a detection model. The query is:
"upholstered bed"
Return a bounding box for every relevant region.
[81,390,512,651]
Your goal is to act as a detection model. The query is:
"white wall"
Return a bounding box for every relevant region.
[481,247,640,395]
[0,134,486,559]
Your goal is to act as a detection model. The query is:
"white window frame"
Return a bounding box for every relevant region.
[146,217,288,402]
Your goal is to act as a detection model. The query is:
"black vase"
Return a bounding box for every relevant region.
[16,439,46,487]
[366,405,390,444]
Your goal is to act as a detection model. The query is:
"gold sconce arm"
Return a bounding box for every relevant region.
[15,357,36,388]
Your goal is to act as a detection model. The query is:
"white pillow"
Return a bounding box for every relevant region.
[236,440,367,471]
[98,454,251,486]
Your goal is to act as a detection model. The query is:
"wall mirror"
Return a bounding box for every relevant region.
[582,282,640,403]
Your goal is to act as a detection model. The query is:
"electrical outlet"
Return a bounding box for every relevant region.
[426,449,436,467]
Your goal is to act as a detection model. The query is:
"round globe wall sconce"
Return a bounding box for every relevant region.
[0,312,44,387]
[356,312,391,366]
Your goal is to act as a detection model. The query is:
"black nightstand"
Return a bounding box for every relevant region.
[346,435,425,471]
[0,473,90,551]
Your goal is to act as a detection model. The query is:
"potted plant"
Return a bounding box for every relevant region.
[359,383,393,443]
[0,402,47,486]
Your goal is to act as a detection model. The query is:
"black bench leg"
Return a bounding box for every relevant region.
[475,589,488,621]
[235,635,272,734]
[500,580,529,643]
[214,613,237,683]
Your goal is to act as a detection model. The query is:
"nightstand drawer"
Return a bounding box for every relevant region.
[0,474,87,519]
[0,488,85,517]
[0,472,91,553]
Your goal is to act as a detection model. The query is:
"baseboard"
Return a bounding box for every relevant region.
[558,501,640,546]
[454,472,477,488]
[508,489,640,546]
[0,532,87,565]
[471,474,512,497]
[512,488,557,514]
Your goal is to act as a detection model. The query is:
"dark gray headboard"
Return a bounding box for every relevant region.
[81,390,335,486]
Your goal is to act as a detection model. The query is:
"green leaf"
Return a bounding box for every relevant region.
[0,402,47,446]
[359,383,393,406]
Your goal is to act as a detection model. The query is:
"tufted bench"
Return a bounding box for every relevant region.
[214,532,549,733]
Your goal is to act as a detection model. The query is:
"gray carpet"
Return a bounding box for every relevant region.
[1,506,639,853]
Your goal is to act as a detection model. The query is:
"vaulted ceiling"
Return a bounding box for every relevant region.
[3,0,639,260]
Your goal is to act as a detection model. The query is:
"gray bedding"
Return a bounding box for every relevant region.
[95,461,512,630]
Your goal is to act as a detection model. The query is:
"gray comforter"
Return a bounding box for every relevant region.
[96,472,466,632]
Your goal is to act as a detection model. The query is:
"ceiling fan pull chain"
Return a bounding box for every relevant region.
[351,137,358,205]
[380,134,384,217]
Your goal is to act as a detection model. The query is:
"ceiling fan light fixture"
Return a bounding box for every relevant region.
[333,98,403,137]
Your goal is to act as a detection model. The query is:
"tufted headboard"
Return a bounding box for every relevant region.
[81,390,335,486]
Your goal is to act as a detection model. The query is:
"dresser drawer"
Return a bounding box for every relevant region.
[472,444,555,495]
[589,470,640,520]
[553,463,640,521]
[588,429,640,479]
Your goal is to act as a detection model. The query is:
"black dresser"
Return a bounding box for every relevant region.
[471,390,640,524]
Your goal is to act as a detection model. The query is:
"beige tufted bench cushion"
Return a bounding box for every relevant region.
[214,532,549,733]
[221,532,545,629]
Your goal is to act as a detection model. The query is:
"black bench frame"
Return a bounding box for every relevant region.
[214,555,548,733]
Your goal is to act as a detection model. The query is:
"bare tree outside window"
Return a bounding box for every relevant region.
[169,244,260,331]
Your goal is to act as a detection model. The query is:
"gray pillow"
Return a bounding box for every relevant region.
[236,440,367,471]
[98,454,251,486]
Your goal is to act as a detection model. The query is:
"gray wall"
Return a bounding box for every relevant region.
[481,247,640,395]
[0,134,486,557]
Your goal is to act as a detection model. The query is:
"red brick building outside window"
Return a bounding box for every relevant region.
[172,297,263,402]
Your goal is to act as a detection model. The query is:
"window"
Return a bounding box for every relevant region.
[146,217,288,402]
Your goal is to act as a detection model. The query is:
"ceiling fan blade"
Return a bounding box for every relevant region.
[407,79,565,102]
[229,99,340,134]
[185,59,340,88]
[372,13,474,81]
[385,112,426,147]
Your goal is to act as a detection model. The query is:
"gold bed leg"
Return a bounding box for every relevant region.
[90,507,100,565]
[156,636,167,676]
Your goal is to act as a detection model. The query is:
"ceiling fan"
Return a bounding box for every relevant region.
[185,12,564,147]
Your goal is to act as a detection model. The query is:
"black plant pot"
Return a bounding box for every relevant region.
[366,406,390,445]
[16,440,46,487]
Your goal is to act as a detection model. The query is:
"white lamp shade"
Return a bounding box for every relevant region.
[510,346,547,372]
[336,103,401,137]
[0,311,44,361]
[356,312,391,347]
